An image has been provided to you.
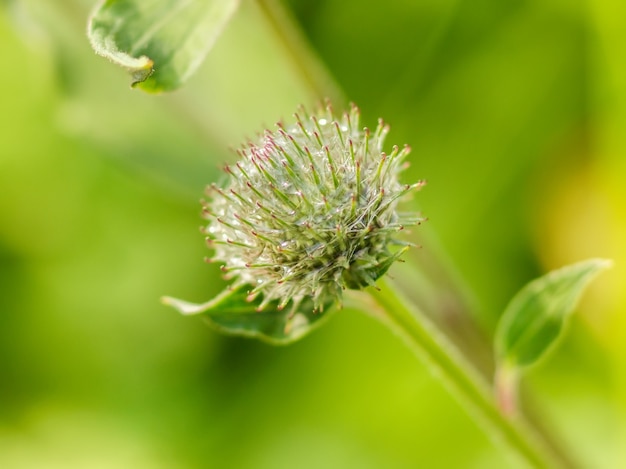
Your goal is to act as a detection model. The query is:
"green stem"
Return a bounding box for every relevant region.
[255,0,345,104]
[357,277,572,469]
[254,2,576,467]
[495,361,520,418]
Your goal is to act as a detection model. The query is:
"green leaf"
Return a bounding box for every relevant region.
[495,258,612,370]
[162,286,337,344]
[88,0,239,92]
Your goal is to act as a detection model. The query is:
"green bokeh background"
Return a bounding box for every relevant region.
[1,0,624,467]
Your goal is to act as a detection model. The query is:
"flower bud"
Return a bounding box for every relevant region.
[203,102,424,316]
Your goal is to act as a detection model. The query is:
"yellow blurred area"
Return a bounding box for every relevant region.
[533,1,626,462]
[536,163,624,343]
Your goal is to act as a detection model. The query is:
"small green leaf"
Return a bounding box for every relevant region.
[88,0,239,92]
[495,258,612,370]
[162,287,337,345]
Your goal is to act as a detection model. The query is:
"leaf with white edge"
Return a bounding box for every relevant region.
[162,286,337,345]
[88,0,239,92]
[495,258,612,370]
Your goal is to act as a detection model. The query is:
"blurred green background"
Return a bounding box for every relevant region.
[1,0,624,467]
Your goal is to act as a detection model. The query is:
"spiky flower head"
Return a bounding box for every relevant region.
[203,102,424,316]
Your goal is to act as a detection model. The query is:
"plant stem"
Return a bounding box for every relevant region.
[495,362,520,418]
[255,2,576,467]
[358,277,573,469]
[255,0,345,104]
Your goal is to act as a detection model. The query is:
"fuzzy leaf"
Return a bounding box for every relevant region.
[88,0,239,92]
[495,258,612,370]
[162,287,337,344]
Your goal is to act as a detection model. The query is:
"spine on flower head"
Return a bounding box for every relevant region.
[202,101,425,316]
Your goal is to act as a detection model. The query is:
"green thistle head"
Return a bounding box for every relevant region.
[203,102,424,316]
